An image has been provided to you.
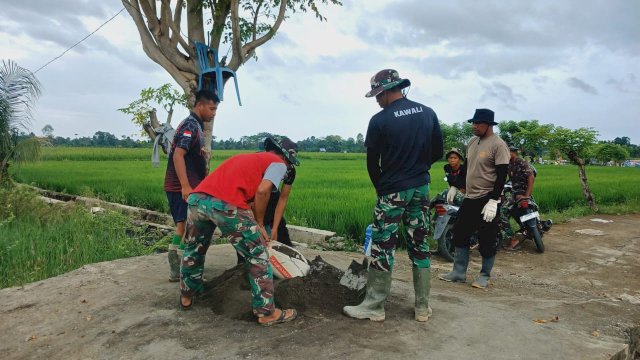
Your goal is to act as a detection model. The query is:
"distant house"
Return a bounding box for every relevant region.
[319,148,326,152]
[623,160,640,167]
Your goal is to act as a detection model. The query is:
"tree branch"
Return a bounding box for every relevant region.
[122,0,195,94]
[210,0,230,50]
[252,0,264,41]
[228,0,287,69]
[159,0,172,45]
[229,0,244,66]
[186,0,206,44]
[169,0,194,57]
[138,0,161,41]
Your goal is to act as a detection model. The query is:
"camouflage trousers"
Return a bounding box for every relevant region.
[450,189,465,206]
[370,184,432,272]
[498,196,515,244]
[180,192,274,317]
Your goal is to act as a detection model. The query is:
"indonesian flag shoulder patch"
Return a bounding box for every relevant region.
[183,130,192,138]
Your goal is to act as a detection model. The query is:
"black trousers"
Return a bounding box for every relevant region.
[452,196,500,258]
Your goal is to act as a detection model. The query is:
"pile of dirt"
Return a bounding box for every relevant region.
[199,256,364,321]
[275,256,364,317]
[200,263,255,321]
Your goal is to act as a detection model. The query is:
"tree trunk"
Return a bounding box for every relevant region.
[568,151,598,211]
[122,0,290,165]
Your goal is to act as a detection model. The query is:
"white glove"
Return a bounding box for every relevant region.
[481,199,499,222]
[446,186,458,204]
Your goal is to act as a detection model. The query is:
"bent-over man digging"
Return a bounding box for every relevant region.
[179,136,300,326]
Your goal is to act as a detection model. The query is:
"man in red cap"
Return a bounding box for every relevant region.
[179,136,300,327]
[344,69,443,322]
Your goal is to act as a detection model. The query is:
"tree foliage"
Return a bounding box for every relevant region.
[548,127,598,161]
[0,60,47,184]
[498,120,553,157]
[593,143,629,165]
[440,122,472,152]
[41,124,54,137]
[118,83,189,136]
[548,126,599,210]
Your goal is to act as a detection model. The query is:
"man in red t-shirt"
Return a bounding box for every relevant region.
[179,136,300,327]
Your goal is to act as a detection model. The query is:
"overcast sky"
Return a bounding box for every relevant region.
[1,0,638,143]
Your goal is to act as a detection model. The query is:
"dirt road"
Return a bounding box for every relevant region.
[1,214,639,359]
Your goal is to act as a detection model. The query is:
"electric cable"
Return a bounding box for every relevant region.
[33,7,125,74]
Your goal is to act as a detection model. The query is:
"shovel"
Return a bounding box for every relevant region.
[339,257,369,291]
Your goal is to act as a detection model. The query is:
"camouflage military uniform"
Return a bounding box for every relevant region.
[370,184,432,271]
[181,193,274,316]
[498,157,533,243]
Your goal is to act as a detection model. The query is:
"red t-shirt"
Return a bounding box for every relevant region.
[193,152,285,209]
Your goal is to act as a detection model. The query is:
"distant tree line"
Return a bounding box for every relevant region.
[17,127,151,148]
[212,132,367,153]
[16,122,640,164]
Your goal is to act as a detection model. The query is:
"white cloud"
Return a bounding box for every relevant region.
[0,0,638,143]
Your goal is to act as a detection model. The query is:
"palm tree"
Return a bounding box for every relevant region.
[0,60,45,184]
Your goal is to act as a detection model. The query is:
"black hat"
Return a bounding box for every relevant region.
[467,109,498,125]
[508,144,519,152]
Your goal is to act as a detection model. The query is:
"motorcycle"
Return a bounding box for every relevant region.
[429,190,478,262]
[430,183,552,261]
[501,182,552,253]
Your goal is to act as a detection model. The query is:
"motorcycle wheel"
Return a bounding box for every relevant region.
[531,225,545,253]
[438,224,455,262]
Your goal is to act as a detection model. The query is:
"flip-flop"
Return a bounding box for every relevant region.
[179,296,194,311]
[258,308,297,327]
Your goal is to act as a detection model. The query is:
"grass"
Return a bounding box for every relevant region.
[11,148,640,241]
[0,186,153,289]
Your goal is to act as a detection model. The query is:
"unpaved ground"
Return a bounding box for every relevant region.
[1,214,639,360]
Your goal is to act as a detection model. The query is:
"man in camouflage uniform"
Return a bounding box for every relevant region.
[179,137,300,326]
[500,145,535,250]
[343,69,443,322]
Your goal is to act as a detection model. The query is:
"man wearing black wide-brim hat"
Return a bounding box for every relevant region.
[343,69,443,323]
[439,108,510,289]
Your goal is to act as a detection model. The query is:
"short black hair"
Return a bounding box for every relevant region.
[194,90,220,106]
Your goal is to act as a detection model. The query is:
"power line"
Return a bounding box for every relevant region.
[33,7,125,74]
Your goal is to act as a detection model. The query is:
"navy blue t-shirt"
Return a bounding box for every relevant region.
[365,98,443,195]
[163,113,207,192]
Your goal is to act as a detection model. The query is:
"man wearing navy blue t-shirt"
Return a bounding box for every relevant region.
[164,90,219,282]
[344,69,443,322]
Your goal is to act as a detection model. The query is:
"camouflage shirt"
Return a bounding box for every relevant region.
[508,157,533,195]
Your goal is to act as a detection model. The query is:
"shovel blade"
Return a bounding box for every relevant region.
[339,258,369,291]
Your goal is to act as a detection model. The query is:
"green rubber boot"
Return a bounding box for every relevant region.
[438,247,469,283]
[168,244,181,282]
[472,256,495,289]
[343,268,392,321]
[413,267,432,322]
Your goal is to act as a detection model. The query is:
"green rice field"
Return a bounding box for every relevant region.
[12,147,640,240]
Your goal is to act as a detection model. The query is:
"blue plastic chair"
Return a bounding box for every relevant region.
[194,42,242,106]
